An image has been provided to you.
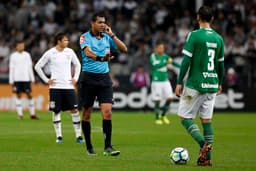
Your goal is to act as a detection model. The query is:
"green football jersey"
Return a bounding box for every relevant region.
[150,53,170,82]
[182,28,224,92]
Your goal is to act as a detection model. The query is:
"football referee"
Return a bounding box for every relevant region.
[79,12,127,156]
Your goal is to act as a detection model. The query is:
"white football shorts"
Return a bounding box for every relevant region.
[151,81,174,101]
[178,87,217,119]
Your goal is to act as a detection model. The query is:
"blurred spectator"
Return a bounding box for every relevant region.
[93,0,105,12]
[225,67,239,89]
[128,42,151,73]
[0,0,255,89]
[130,64,150,89]
[245,35,256,57]
[43,0,56,18]
[43,17,58,36]
[0,40,10,59]
[110,73,119,88]
[14,2,29,30]
[0,40,10,75]
[122,0,137,19]
[102,0,118,17]
[154,4,168,30]
[177,23,190,43]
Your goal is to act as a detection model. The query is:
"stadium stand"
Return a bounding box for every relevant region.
[0,0,255,89]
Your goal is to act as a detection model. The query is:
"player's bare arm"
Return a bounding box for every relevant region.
[167,58,173,64]
[175,56,191,97]
[47,79,56,86]
[104,24,128,53]
[70,79,77,86]
[175,84,183,97]
[217,85,222,95]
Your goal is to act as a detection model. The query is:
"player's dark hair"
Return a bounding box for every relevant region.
[91,12,105,22]
[54,32,67,45]
[155,39,165,47]
[15,39,25,45]
[197,6,214,22]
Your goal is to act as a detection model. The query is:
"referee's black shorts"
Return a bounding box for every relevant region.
[13,81,32,93]
[49,89,78,112]
[79,71,113,109]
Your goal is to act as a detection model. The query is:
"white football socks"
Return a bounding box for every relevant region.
[52,112,62,138]
[28,98,35,116]
[71,111,82,138]
[15,98,23,116]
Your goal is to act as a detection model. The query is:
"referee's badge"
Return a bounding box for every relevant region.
[80,35,85,44]
[49,101,55,109]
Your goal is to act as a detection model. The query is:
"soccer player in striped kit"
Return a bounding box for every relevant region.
[9,40,39,120]
[35,32,84,144]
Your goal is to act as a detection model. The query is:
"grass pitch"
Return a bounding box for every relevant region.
[0,111,255,171]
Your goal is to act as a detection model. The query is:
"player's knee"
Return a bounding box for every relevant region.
[16,93,22,98]
[71,108,78,113]
[82,114,90,121]
[200,118,212,123]
[25,92,32,98]
[82,107,92,121]
[179,116,185,121]
[166,98,172,102]
[101,109,112,120]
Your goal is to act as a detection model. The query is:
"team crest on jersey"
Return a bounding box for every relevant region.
[80,35,85,44]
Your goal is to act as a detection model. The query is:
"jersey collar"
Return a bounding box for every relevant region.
[90,31,105,39]
[200,27,212,31]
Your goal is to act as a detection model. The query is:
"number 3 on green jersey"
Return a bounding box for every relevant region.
[208,49,215,71]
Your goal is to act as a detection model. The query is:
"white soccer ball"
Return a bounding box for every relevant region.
[170,147,189,164]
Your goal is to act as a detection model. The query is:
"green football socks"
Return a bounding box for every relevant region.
[181,119,205,147]
[154,102,161,119]
[203,122,214,160]
[161,100,171,116]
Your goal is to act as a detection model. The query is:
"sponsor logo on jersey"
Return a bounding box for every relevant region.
[158,66,167,72]
[206,42,217,48]
[201,83,218,88]
[203,72,218,78]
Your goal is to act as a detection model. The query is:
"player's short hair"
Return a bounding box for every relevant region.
[197,6,214,22]
[15,39,25,45]
[54,32,67,45]
[155,39,165,47]
[91,12,105,22]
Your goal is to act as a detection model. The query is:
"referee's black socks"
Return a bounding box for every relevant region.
[82,121,93,150]
[103,120,112,149]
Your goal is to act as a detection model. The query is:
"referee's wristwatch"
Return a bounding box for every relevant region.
[110,34,116,38]
[96,56,103,62]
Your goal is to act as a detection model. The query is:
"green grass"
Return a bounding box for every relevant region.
[0,111,256,171]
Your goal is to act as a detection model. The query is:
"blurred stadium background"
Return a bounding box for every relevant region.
[0,1,256,171]
[0,0,255,112]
